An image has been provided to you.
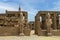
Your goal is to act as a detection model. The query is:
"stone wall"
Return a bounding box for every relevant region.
[0,27,20,36]
[41,30,60,36]
[52,30,60,36]
[0,7,29,36]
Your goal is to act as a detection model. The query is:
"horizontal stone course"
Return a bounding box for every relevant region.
[0,27,20,36]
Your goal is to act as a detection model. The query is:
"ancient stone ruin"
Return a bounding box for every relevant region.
[0,6,60,36]
[0,7,30,36]
[35,11,60,36]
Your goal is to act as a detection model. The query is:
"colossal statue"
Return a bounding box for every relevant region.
[45,13,52,36]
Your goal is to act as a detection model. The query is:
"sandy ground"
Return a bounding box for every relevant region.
[0,30,60,40]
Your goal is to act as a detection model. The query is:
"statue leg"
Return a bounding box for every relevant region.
[47,25,52,36]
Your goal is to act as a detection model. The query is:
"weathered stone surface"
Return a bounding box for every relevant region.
[23,28,30,36]
[0,7,60,36]
[0,7,28,36]
[35,11,60,36]
[29,21,35,30]
[0,27,20,36]
[45,13,52,36]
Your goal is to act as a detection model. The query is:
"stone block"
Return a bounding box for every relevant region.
[23,29,30,36]
[0,27,20,36]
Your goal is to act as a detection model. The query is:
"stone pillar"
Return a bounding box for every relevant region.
[35,16,37,34]
[35,15,42,36]
[34,22,35,30]
[53,14,57,29]
[23,13,30,36]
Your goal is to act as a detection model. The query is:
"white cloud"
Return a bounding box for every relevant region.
[0,2,18,13]
[0,0,46,21]
[20,0,45,21]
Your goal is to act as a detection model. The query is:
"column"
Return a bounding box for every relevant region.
[24,13,30,36]
[53,14,57,29]
[35,15,42,36]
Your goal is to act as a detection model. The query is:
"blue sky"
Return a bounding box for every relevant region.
[0,0,60,21]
